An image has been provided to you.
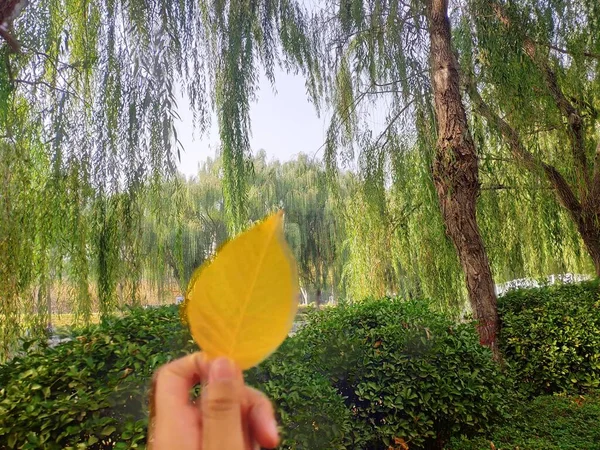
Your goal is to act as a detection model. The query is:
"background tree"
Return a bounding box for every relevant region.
[460,0,600,275]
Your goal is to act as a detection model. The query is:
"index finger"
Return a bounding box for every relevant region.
[151,352,209,416]
[149,353,210,450]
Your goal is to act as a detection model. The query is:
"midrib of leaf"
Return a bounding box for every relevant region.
[228,215,281,357]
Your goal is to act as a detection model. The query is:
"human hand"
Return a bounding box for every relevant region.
[148,353,280,450]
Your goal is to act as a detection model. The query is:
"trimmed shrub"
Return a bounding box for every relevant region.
[498,280,600,395]
[0,298,513,449]
[0,306,191,449]
[283,299,511,450]
[0,306,349,449]
[247,357,352,449]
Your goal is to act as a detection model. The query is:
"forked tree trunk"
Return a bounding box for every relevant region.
[426,0,499,355]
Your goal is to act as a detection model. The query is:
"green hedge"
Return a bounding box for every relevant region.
[246,356,352,449]
[498,280,600,395]
[0,306,350,449]
[0,299,511,449]
[282,299,511,449]
[0,306,191,449]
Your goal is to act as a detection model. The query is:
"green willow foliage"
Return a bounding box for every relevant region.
[1,0,597,360]
[205,1,321,233]
[304,0,594,309]
[457,0,600,273]
[0,0,321,359]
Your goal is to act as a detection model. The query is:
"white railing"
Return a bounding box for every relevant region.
[495,273,592,297]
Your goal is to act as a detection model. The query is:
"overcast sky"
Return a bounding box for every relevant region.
[174,68,331,178]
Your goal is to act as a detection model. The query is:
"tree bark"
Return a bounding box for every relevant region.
[426,0,499,354]
[575,211,600,275]
[0,27,20,52]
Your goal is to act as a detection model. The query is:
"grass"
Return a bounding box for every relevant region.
[51,313,102,328]
[449,392,600,449]
[46,303,312,334]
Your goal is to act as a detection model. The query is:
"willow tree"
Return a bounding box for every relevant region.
[0,0,322,358]
[461,0,600,274]
[242,151,344,305]
[153,152,344,305]
[310,0,499,348]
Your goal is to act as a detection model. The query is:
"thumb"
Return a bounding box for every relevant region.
[201,357,245,450]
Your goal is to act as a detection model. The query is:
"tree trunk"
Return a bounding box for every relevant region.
[46,282,52,330]
[576,212,600,276]
[426,0,499,355]
[315,288,323,309]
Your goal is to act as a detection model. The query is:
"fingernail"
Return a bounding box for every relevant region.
[209,357,235,382]
[267,419,280,442]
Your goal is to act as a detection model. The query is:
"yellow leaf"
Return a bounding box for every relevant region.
[185,211,299,370]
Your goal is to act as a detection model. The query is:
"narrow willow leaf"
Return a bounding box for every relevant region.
[185,211,299,370]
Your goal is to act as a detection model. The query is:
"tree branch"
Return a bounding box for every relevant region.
[372,99,415,150]
[360,88,403,96]
[481,156,515,164]
[592,140,600,200]
[523,125,558,136]
[536,40,600,61]
[480,184,553,191]
[312,89,370,160]
[163,247,181,285]
[13,78,91,108]
[371,70,429,88]
[490,1,590,189]
[389,202,422,234]
[467,80,583,217]
[0,27,20,53]
[14,78,74,98]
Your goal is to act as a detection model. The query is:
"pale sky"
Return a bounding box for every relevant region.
[175,69,331,178]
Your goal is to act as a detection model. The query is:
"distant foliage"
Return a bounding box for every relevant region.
[499,280,600,395]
